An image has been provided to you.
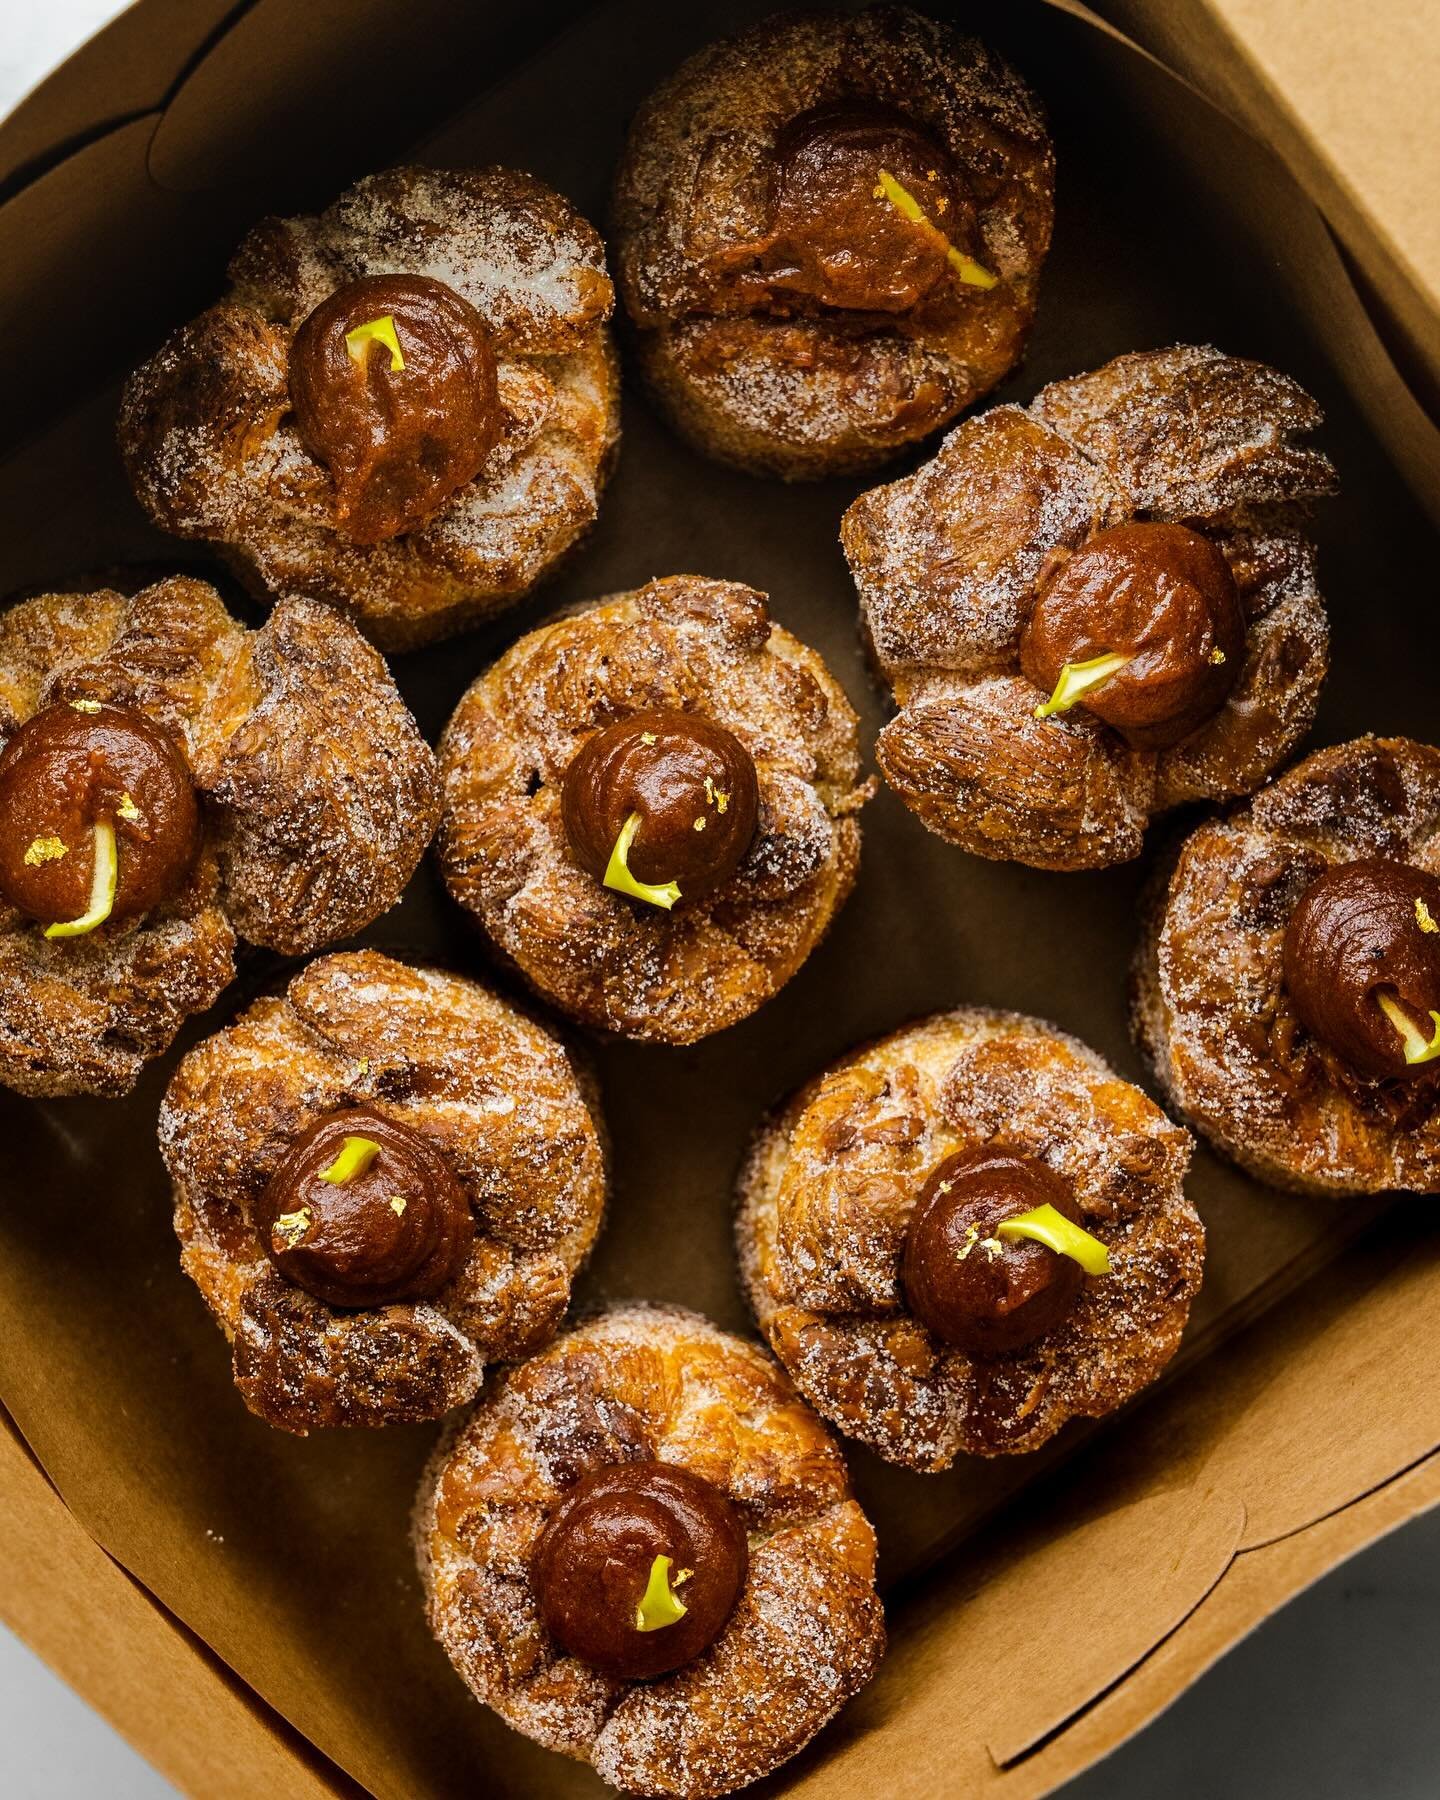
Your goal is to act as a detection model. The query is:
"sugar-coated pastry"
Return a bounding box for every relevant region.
[415,1303,885,1799]
[843,345,1338,869]
[159,950,607,1433]
[737,1009,1203,1468]
[0,579,438,1098]
[1133,736,1440,1195]
[437,575,871,1043]
[119,167,620,649]
[612,7,1053,479]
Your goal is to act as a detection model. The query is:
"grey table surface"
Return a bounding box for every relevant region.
[2,6,1437,1798]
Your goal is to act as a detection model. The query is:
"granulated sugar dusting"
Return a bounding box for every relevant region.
[611,6,1053,477]
[118,167,620,649]
[416,1305,885,1799]
[1133,735,1440,1196]
[438,576,874,1045]
[159,949,608,1434]
[843,344,1338,870]
[737,1007,1203,1470]
[0,577,433,1097]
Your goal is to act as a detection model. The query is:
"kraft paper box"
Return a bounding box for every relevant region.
[0,2,1437,1796]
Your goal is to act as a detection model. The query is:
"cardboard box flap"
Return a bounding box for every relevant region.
[786,1216,1440,1796]
[145,0,586,194]
[0,0,237,194]
[0,1408,358,1800]
[1091,0,1440,422]
[1190,1207,1440,1552]
[977,1485,1246,1767]
[0,116,241,451]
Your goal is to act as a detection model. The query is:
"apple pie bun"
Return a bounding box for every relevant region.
[737,1008,1203,1468]
[415,1303,886,1798]
[119,167,620,649]
[611,6,1053,479]
[1133,736,1440,1195]
[843,345,1338,869]
[0,578,438,1097]
[159,950,607,1433]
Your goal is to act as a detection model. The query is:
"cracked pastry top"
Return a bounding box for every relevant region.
[842,344,1338,869]
[159,950,607,1433]
[0,577,438,1098]
[737,1008,1203,1469]
[611,6,1053,479]
[1133,736,1440,1196]
[437,575,871,1044]
[415,1303,885,1799]
[118,167,620,649]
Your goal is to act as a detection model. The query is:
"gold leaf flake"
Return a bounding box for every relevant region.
[272,1207,313,1251]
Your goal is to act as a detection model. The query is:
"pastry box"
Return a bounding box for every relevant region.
[1,0,1438,1794]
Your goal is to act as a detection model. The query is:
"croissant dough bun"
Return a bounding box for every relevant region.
[844,344,1337,869]
[0,577,438,1097]
[437,575,871,1043]
[1133,735,1440,1195]
[160,950,608,1433]
[416,1304,886,1798]
[737,1008,1203,1468]
[119,167,620,649]
[612,6,1053,478]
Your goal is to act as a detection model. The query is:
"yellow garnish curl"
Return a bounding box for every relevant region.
[635,1555,691,1632]
[116,792,141,823]
[1034,653,1133,721]
[24,836,67,867]
[272,1207,314,1251]
[604,812,681,910]
[389,1195,408,1217]
[68,698,102,714]
[43,820,117,939]
[1208,647,1227,666]
[1377,993,1440,1065]
[345,314,404,371]
[874,169,998,289]
[997,1203,1111,1275]
[1416,898,1438,934]
[318,1135,382,1184]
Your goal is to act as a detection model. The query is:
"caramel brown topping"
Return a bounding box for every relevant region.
[902,1148,1088,1356]
[290,273,500,544]
[255,1106,472,1308]
[0,702,198,928]
[533,1461,748,1679]
[1282,859,1440,1080]
[561,708,759,904]
[765,99,974,314]
[1020,522,1245,748]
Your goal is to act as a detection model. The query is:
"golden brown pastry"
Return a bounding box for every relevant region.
[118,167,619,649]
[843,345,1338,869]
[0,578,438,1098]
[437,575,871,1043]
[159,950,607,1433]
[415,1303,885,1798]
[737,1009,1203,1468]
[1133,736,1440,1195]
[611,7,1053,479]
